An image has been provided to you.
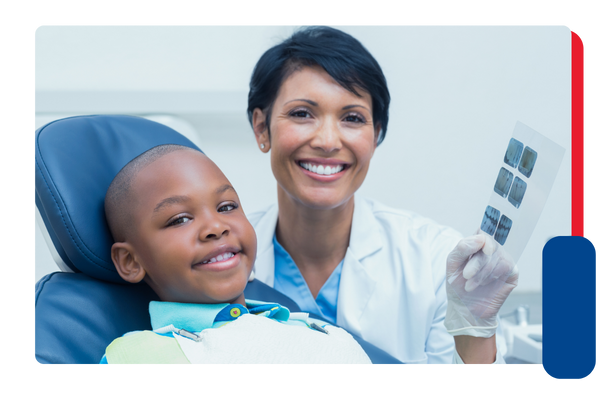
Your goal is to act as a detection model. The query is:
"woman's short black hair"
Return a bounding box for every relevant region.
[247,26,391,146]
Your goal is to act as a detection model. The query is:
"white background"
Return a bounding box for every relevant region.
[35,26,570,294]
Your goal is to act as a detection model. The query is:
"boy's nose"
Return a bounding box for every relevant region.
[199,215,230,240]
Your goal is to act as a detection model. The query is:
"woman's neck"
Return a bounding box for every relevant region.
[276,187,354,297]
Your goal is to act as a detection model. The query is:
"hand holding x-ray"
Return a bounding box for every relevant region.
[444,230,519,338]
[444,122,564,338]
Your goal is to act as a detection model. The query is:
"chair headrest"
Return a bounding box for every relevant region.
[35,115,201,283]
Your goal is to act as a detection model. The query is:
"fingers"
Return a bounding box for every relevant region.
[475,228,497,256]
[447,235,486,271]
[464,253,494,291]
[464,251,516,292]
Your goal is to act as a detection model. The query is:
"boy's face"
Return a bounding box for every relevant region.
[126,149,256,304]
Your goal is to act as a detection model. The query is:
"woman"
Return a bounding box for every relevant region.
[246,26,518,363]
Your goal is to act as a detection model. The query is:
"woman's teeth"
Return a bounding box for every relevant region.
[201,252,235,264]
[300,162,344,175]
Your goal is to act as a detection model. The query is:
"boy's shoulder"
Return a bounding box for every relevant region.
[104,330,190,364]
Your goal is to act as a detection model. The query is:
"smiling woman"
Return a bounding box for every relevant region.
[255,66,377,212]
[246,26,518,364]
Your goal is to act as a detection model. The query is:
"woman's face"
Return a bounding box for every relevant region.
[255,66,378,210]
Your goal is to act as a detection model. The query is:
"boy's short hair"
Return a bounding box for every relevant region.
[105,144,198,242]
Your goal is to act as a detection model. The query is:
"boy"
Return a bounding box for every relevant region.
[101,144,371,363]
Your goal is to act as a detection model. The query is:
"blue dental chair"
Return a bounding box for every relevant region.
[35,115,400,364]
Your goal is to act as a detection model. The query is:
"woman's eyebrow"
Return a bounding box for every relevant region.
[153,195,190,213]
[284,98,318,106]
[342,104,369,111]
[284,99,371,114]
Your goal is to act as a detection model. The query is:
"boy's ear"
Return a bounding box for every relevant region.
[252,108,270,153]
[111,242,146,283]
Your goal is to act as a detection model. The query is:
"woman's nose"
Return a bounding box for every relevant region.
[310,118,342,152]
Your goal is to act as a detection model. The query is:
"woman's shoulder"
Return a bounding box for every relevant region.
[356,196,462,242]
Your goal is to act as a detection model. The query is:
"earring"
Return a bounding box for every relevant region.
[260,143,265,149]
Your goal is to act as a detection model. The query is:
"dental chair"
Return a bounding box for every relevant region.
[35,115,400,364]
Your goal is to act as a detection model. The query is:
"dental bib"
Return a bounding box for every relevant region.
[173,314,371,364]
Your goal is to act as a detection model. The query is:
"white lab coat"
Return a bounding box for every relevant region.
[248,195,506,366]
[248,195,464,363]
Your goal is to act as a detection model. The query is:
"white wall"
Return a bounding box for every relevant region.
[35,26,571,292]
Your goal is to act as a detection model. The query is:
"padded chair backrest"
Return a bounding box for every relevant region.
[35,115,200,283]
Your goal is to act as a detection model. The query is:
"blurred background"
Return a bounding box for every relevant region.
[35,26,571,330]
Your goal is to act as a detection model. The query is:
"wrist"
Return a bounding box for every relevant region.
[454,335,497,364]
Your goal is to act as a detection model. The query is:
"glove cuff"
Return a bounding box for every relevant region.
[445,324,497,338]
[444,299,498,338]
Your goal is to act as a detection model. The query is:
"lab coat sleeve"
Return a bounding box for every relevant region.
[425,263,455,363]
[424,226,462,364]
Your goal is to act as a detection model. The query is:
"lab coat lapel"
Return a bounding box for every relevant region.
[336,196,383,336]
[252,204,279,286]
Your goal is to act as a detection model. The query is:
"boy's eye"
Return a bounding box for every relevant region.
[218,203,237,212]
[167,216,191,227]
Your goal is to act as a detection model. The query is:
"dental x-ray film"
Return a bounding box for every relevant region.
[481,121,565,263]
[450,122,565,321]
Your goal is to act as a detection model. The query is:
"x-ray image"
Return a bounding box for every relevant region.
[480,122,565,265]
[481,205,500,236]
[508,176,527,208]
[494,215,513,245]
[494,167,514,198]
[519,146,538,178]
[504,138,524,168]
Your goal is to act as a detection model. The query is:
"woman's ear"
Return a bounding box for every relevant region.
[111,242,146,283]
[252,108,270,153]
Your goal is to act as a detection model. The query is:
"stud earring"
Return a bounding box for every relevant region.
[260,143,265,149]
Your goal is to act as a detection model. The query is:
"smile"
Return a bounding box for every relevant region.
[194,249,242,272]
[299,162,346,176]
[200,251,236,264]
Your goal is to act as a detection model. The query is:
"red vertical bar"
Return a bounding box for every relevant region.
[571,32,584,236]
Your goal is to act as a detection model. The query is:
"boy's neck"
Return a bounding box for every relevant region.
[227,293,246,307]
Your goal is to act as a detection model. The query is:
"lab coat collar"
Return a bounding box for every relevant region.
[348,195,384,261]
[251,196,383,334]
[336,196,382,335]
[253,204,279,286]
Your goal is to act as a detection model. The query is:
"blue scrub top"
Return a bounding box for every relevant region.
[272,234,343,324]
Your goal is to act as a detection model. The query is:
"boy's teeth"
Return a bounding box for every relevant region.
[300,162,343,175]
[203,252,235,264]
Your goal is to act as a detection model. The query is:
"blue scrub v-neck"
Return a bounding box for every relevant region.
[272,234,343,324]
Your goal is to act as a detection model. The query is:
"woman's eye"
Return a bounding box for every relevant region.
[218,203,238,212]
[289,109,311,118]
[168,216,191,227]
[343,113,366,124]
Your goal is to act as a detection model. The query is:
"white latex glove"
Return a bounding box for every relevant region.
[444,229,518,338]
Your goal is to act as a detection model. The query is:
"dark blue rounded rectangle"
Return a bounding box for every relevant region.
[543,236,595,378]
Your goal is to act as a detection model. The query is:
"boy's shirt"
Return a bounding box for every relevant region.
[101,299,371,364]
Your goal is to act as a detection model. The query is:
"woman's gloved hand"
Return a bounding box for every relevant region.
[444,229,519,338]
